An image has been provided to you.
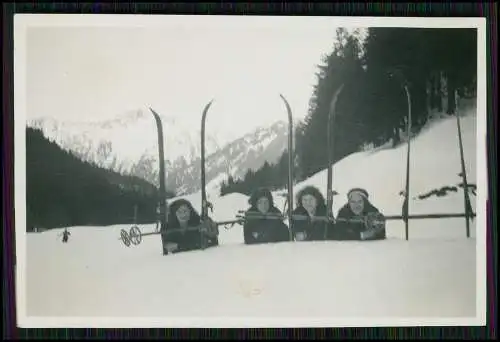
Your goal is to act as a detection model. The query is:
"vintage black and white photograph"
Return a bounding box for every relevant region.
[15,14,487,327]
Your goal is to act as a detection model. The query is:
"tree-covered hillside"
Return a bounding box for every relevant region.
[26,127,176,231]
[220,27,477,195]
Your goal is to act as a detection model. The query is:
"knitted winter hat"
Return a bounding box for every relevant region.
[347,188,369,201]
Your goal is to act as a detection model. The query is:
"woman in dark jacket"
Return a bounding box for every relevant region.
[332,188,386,241]
[243,188,291,245]
[161,198,218,255]
[291,185,333,241]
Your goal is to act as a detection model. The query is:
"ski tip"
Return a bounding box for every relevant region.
[279,94,291,107]
[202,99,215,114]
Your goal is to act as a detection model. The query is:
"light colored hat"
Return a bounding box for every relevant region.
[347,188,369,200]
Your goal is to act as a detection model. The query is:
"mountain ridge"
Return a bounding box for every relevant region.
[27,109,290,195]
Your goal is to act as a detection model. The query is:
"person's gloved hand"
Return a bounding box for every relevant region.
[295,231,307,241]
[360,230,376,240]
[166,242,178,252]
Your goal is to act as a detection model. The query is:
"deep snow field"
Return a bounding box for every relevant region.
[19,100,485,327]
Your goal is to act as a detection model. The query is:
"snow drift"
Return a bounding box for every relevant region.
[26,225,476,321]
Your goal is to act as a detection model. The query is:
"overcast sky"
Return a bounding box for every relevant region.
[23,15,357,133]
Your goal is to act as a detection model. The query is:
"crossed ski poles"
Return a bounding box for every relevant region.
[234,210,384,226]
[232,210,475,228]
[120,225,206,247]
[119,219,224,248]
[118,212,338,248]
[119,208,477,247]
[118,212,381,247]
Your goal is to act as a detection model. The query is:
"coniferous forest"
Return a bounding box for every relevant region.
[26,127,176,231]
[220,27,477,196]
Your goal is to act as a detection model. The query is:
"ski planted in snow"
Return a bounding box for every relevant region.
[279,94,295,242]
[325,84,345,239]
[149,108,169,252]
[402,83,412,241]
[388,69,412,241]
[454,90,473,238]
[201,100,215,221]
[198,99,220,250]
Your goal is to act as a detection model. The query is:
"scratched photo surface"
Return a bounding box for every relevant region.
[14,14,487,328]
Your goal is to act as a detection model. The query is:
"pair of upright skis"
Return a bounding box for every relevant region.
[396,79,474,239]
[121,79,474,248]
[201,96,295,242]
[324,78,474,241]
[129,96,295,249]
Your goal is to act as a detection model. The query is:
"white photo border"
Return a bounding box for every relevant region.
[14,14,488,328]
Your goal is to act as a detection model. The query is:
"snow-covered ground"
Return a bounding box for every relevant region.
[18,100,486,327]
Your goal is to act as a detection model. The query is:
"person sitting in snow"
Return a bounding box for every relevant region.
[161,198,219,255]
[243,188,290,245]
[291,185,334,241]
[331,188,386,241]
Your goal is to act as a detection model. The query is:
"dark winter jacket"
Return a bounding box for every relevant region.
[331,199,386,241]
[162,199,218,254]
[243,206,291,244]
[243,188,290,245]
[291,206,333,241]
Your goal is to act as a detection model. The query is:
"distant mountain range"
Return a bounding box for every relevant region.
[28,108,289,195]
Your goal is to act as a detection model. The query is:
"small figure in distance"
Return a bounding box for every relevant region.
[243,188,290,245]
[61,228,70,243]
